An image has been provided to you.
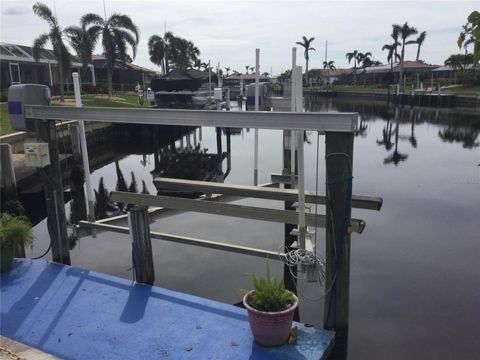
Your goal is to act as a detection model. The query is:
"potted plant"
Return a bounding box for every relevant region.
[0,213,33,272]
[242,264,299,346]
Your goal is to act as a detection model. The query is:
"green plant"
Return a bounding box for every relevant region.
[244,264,294,312]
[0,213,33,251]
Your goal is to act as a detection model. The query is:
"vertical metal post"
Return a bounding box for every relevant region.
[216,127,222,155]
[73,73,96,224]
[128,207,155,285]
[294,66,306,249]
[290,48,297,187]
[254,48,260,185]
[324,131,354,359]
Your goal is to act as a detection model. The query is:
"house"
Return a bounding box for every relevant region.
[0,42,95,93]
[92,55,157,92]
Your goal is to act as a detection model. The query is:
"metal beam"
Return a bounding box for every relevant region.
[78,221,286,260]
[109,191,366,233]
[154,177,383,211]
[25,105,358,132]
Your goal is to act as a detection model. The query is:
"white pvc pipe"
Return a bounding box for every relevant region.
[294,66,306,249]
[254,48,260,185]
[48,61,53,86]
[72,72,96,224]
[290,47,297,188]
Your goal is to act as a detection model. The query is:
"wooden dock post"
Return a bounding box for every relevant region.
[36,120,71,265]
[128,206,155,285]
[323,131,354,359]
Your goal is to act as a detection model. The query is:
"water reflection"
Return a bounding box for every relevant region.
[384,107,409,166]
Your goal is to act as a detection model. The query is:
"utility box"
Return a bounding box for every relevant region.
[7,84,51,131]
[246,82,269,111]
[24,142,50,167]
[213,87,222,101]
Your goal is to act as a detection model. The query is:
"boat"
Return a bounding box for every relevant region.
[149,68,218,109]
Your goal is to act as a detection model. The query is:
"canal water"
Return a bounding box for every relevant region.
[27,96,479,360]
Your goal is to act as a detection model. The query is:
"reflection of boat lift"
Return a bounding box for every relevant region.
[151,128,232,196]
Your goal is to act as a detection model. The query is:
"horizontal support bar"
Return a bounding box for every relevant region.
[78,221,285,260]
[110,191,365,234]
[25,105,358,132]
[271,173,297,184]
[154,177,383,211]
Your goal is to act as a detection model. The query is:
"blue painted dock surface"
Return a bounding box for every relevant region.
[1,259,334,359]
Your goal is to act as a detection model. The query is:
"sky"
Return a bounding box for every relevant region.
[0,0,478,75]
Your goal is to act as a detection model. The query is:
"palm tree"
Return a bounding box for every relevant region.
[393,22,418,86]
[346,50,360,86]
[323,60,335,86]
[245,65,250,74]
[225,67,231,77]
[357,52,372,85]
[415,31,427,61]
[32,2,71,102]
[296,36,315,85]
[391,27,400,60]
[82,12,139,96]
[358,52,372,70]
[64,23,98,82]
[322,60,336,70]
[148,35,166,74]
[382,43,400,75]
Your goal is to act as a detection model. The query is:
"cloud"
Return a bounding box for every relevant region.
[3,6,29,16]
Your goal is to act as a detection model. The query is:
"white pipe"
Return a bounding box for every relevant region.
[72,72,96,225]
[48,61,53,86]
[254,48,260,185]
[295,66,306,249]
[90,65,96,87]
[290,47,297,188]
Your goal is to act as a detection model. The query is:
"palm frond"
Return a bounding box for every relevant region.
[81,13,104,27]
[32,33,50,61]
[109,14,140,43]
[32,2,57,27]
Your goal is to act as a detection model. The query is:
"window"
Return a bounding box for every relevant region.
[9,63,21,84]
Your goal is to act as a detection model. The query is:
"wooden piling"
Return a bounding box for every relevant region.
[323,131,354,359]
[36,120,71,265]
[128,206,155,285]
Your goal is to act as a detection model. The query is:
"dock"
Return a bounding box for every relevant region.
[1,259,335,359]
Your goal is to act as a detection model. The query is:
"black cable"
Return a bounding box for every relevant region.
[32,243,52,259]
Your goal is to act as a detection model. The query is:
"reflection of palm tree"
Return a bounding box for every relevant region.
[408,108,417,148]
[115,161,128,211]
[356,116,368,137]
[377,119,394,151]
[438,126,479,148]
[141,180,150,195]
[94,177,116,219]
[384,107,409,165]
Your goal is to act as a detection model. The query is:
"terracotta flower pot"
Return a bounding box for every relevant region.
[243,290,299,346]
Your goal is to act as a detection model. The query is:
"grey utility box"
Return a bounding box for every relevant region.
[7,84,51,131]
[246,82,269,111]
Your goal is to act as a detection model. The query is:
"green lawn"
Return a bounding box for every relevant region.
[0,93,146,136]
[332,84,386,92]
[440,86,480,95]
